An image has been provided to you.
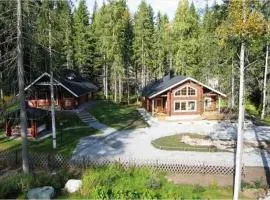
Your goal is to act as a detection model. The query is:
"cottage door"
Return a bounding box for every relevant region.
[155,98,163,113]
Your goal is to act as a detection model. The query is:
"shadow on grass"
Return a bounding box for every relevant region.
[89,101,149,131]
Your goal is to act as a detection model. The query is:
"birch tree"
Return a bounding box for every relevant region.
[17,0,29,173]
[261,0,270,120]
[217,0,265,199]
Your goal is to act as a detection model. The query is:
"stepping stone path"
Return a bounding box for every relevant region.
[76,110,116,136]
[77,110,97,124]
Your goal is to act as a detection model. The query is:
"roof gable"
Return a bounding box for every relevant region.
[142,75,226,98]
[24,72,98,97]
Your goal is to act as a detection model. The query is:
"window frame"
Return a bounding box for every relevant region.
[174,85,197,97]
[174,100,197,112]
[204,97,212,108]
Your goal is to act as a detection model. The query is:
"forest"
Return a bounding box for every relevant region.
[0,0,269,115]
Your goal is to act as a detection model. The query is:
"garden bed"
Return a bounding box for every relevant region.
[152,134,225,152]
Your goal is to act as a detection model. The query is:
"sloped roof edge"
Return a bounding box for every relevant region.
[24,72,79,97]
[148,77,227,99]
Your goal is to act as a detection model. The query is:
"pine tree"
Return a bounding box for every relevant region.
[154,12,170,78]
[73,0,90,72]
[133,0,154,89]
[172,0,199,76]
[55,0,74,69]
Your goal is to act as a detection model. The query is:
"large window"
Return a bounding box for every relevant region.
[174,101,196,112]
[175,86,196,96]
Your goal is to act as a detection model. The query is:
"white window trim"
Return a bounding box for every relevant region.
[174,85,197,97]
[174,100,197,112]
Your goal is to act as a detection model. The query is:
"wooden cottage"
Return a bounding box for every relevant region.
[24,70,98,110]
[141,74,226,117]
[5,108,49,138]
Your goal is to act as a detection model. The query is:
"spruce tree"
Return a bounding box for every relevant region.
[73,0,90,72]
[172,0,199,76]
[133,0,154,89]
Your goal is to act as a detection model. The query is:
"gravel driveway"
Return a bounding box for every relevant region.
[72,112,270,167]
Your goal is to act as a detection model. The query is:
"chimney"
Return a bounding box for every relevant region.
[169,69,175,78]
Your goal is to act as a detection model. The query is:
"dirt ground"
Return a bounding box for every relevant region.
[167,166,270,187]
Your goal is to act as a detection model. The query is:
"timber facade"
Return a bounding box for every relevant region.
[141,74,226,117]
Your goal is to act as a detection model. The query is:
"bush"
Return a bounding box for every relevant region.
[0,173,33,199]
[80,165,234,199]
[0,169,74,199]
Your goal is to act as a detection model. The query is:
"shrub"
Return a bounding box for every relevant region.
[192,184,206,193]
[0,169,74,199]
[145,177,162,189]
[0,173,33,199]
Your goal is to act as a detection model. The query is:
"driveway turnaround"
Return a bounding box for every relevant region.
[72,109,270,167]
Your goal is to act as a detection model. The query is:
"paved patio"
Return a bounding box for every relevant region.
[72,107,270,167]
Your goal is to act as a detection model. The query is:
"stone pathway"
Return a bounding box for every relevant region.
[72,102,270,167]
[136,108,158,126]
[76,109,116,136]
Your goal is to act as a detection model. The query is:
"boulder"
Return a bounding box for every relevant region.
[242,188,266,199]
[27,186,55,200]
[64,179,82,193]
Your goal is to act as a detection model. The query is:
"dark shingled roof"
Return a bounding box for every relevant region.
[25,69,98,97]
[5,108,49,120]
[57,70,98,96]
[142,75,186,98]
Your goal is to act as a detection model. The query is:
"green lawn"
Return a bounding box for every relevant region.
[152,134,220,152]
[89,101,148,130]
[246,101,270,126]
[1,165,252,199]
[0,112,99,157]
[59,165,250,199]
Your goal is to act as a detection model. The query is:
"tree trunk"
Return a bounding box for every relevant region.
[127,79,130,105]
[261,44,269,120]
[105,61,108,99]
[0,51,3,104]
[49,9,56,149]
[231,57,235,108]
[17,0,29,173]
[233,41,245,200]
[0,72,3,104]
[114,69,117,103]
[103,60,106,97]
[118,74,122,102]
[141,40,145,89]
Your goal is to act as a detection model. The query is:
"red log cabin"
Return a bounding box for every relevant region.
[5,108,48,138]
[141,74,226,117]
[24,70,98,110]
[5,70,98,138]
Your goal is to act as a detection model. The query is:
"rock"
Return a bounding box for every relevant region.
[27,186,55,200]
[64,179,82,193]
[181,135,235,152]
[242,188,266,199]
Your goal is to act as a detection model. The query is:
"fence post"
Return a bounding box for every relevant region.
[83,156,86,169]
[15,150,18,165]
[47,154,50,170]
[118,157,121,169]
[203,162,206,175]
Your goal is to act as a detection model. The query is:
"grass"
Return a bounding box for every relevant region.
[59,164,250,199]
[0,112,100,157]
[246,100,270,126]
[152,134,219,152]
[89,101,148,130]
